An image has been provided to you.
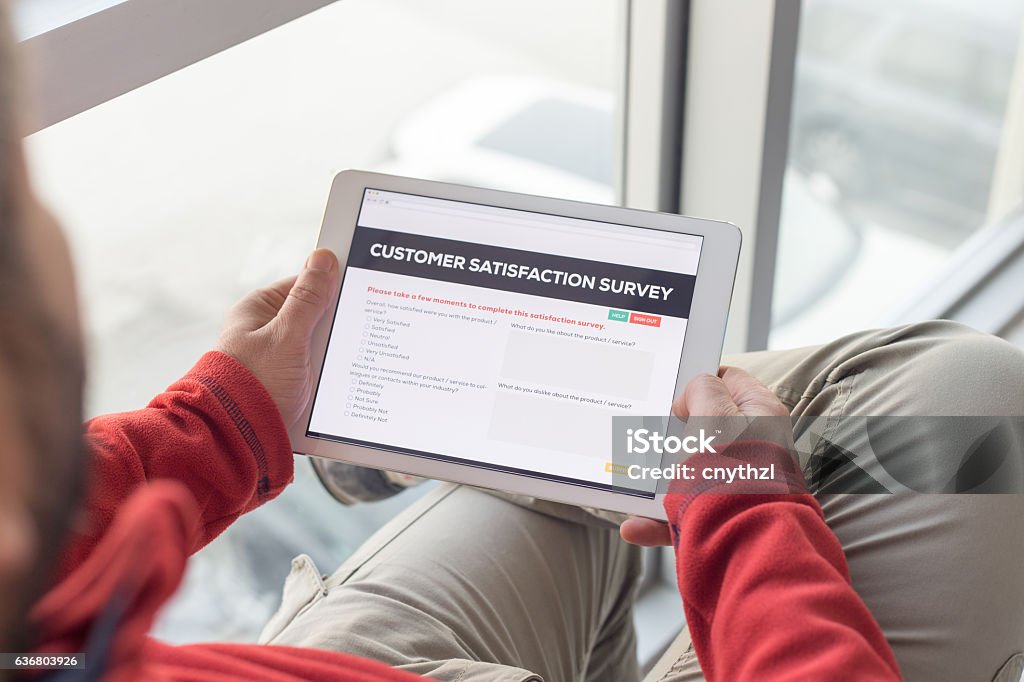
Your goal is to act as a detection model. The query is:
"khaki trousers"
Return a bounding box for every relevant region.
[261,322,1024,682]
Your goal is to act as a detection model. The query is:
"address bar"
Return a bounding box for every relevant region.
[381,198,699,250]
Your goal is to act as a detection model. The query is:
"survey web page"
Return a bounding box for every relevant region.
[307,189,703,496]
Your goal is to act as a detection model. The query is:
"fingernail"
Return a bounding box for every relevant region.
[306,249,335,272]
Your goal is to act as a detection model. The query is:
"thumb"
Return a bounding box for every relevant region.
[276,248,339,340]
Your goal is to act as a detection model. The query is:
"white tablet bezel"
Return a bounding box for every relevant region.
[289,170,741,520]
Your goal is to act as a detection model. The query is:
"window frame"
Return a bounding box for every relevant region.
[676,0,802,353]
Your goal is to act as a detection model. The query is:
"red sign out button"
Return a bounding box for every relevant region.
[629,312,662,327]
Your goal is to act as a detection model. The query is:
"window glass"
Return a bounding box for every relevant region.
[878,24,977,105]
[478,97,617,185]
[772,0,1024,348]
[24,0,624,643]
[800,2,874,59]
[973,47,1017,118]
[27,0,623,417]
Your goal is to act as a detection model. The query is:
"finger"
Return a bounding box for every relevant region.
[718,366,788,418]
[718,366,768,397]
[225,276,297,331]
[276,249,339,340]
[619,517,673,547]
[673,372,738,420]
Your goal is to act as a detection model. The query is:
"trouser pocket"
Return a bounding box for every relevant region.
[258,554,327,644]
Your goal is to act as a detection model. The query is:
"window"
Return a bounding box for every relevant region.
[772,0,1024,348]
[879,25,978,105]
[800,2,874,59]
[478,97,617,187]
[26,0,624,415]
[973,46,1017,119]
[24,0,624,644]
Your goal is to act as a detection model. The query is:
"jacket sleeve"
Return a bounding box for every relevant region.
[665,442,902,682]
[58,351,294,578]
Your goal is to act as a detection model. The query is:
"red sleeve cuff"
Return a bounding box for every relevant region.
[180,351,294,502]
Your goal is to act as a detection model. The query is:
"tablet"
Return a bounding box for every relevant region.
[290,171,741,519]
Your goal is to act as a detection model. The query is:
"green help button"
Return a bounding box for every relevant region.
[608,309,630,322]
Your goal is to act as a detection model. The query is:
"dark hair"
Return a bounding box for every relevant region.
[0,1,87,655]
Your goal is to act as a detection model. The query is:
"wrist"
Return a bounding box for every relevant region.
[663,440,807,522]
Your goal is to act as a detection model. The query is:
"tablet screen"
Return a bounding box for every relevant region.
[307,189,702,497]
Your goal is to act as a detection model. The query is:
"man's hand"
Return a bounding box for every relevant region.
[619,366,791,546]
[216,249,339,427]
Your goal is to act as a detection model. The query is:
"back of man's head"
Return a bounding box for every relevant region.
[0,1,88,659]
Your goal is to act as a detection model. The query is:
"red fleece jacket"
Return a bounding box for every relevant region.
[27,352,900,681]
